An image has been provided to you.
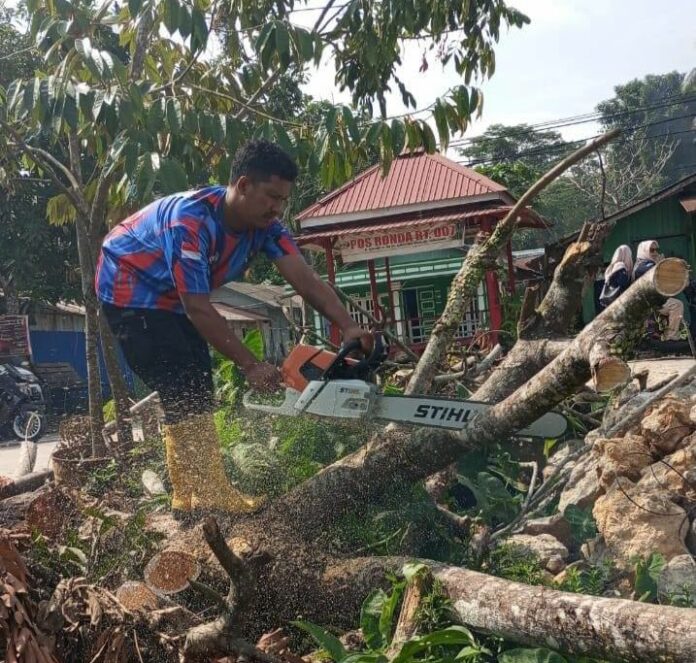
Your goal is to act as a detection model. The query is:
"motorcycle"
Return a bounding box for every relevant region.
[0,363,46,442]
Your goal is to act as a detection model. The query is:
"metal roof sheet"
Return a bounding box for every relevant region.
[296,150,508,222]
[296,206,547,244]
[212,303,269,322]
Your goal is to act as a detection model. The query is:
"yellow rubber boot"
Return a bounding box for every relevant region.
[180,413,265,514]
[162,423,194,512]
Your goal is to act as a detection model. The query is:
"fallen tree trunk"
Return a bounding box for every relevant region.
[179,263,688,663]
[434,565,696,663]
[270,258,687,537]
[313,557,696,663]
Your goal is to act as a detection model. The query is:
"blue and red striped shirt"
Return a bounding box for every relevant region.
[96,186,299,312]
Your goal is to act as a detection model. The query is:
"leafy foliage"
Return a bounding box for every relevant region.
[484,544,547,586]
[563,505,598,545]
[452,447,526,527]
[554,560,616,598]
[294,566,489,663]
[632,552,666,602]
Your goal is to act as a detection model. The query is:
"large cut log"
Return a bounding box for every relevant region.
[317,557,696,663]
[434,565,696,663]
[272,258,688,535]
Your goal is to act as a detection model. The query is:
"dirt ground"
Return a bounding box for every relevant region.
[627,357,696,389]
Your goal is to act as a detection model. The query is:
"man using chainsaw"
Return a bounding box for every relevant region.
[96,139,372,516]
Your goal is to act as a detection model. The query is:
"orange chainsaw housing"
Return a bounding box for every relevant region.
[281,344,356,392]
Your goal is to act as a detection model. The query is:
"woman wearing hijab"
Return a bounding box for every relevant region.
[599,244,633,308]
[633,240,684,340]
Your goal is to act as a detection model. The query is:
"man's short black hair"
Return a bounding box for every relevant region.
[229,139,298,184]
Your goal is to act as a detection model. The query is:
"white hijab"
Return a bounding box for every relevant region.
[605,244,633,281]
[636,240,658,262]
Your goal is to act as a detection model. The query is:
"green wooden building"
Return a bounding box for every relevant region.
[294,150,545,350]
[583,172,696,322]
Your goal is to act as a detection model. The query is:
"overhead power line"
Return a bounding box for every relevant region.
[449,92,696,150]
[455,117,696,168]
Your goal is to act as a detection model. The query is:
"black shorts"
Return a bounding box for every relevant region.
[102,302,213,424]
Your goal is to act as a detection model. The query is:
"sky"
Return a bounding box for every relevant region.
[295,0,696,150]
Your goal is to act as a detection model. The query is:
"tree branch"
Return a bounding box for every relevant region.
[405,129,621,396]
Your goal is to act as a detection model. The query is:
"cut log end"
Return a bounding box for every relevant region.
[592,357,632,392]
[653,258,689,297]
[115,581,160,612]
[144,550,200,595]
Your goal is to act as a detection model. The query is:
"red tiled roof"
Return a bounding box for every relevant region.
[297,150,508,223]
[296,206,548,245]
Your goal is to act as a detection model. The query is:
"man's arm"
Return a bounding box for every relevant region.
[274,254,373,352]
[180,293,281,391]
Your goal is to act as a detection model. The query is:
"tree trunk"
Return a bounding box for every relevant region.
[266,258,687,538]
[2,280,20,315]
[84,300,106,456]
[97,310,134,449]
[433,565,696,663]
[73,219,105,455]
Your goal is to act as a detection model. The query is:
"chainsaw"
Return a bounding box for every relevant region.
[243,338,567,438]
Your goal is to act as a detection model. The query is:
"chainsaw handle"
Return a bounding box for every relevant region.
[322,334,386,381]
[322,339,363,380]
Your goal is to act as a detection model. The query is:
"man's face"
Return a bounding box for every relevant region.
[237,174,293,229]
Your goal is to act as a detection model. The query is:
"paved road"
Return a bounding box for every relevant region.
[0,434,59,477]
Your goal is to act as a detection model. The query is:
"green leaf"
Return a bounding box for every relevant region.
[313,32,324,66]
[273,123,294,155]
[341,655,387,663]
[433,99,449,150]
[378,584,403,648]
[6,81,23,115]
[275,22,290,69]
[46,194,77,226]
[453,86,470,118]
[364,122,381,149]
[62,93,78,129]
[563,505,597,544]
[243,328,264,361]
[260,23,277,70]
[499,648,567,663]
[291,621,346,662]
[633,552,666,601]
[324,107,337,134]
[420,121,437,153]
[158,157,188,193]
[93,89,107,120]
[390,119,406,156]
[23,78,40,116]
[416,626,476,648]
[543,438,558,459]
[163,0,180,34]
[295,26,314,61]
[166,98,182,133]
[191,8,209,52]
[360,589,387,649]
[128,0,142,17]
[341,106,360,142]
[255,22,275,59]
[469,88,483,118]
